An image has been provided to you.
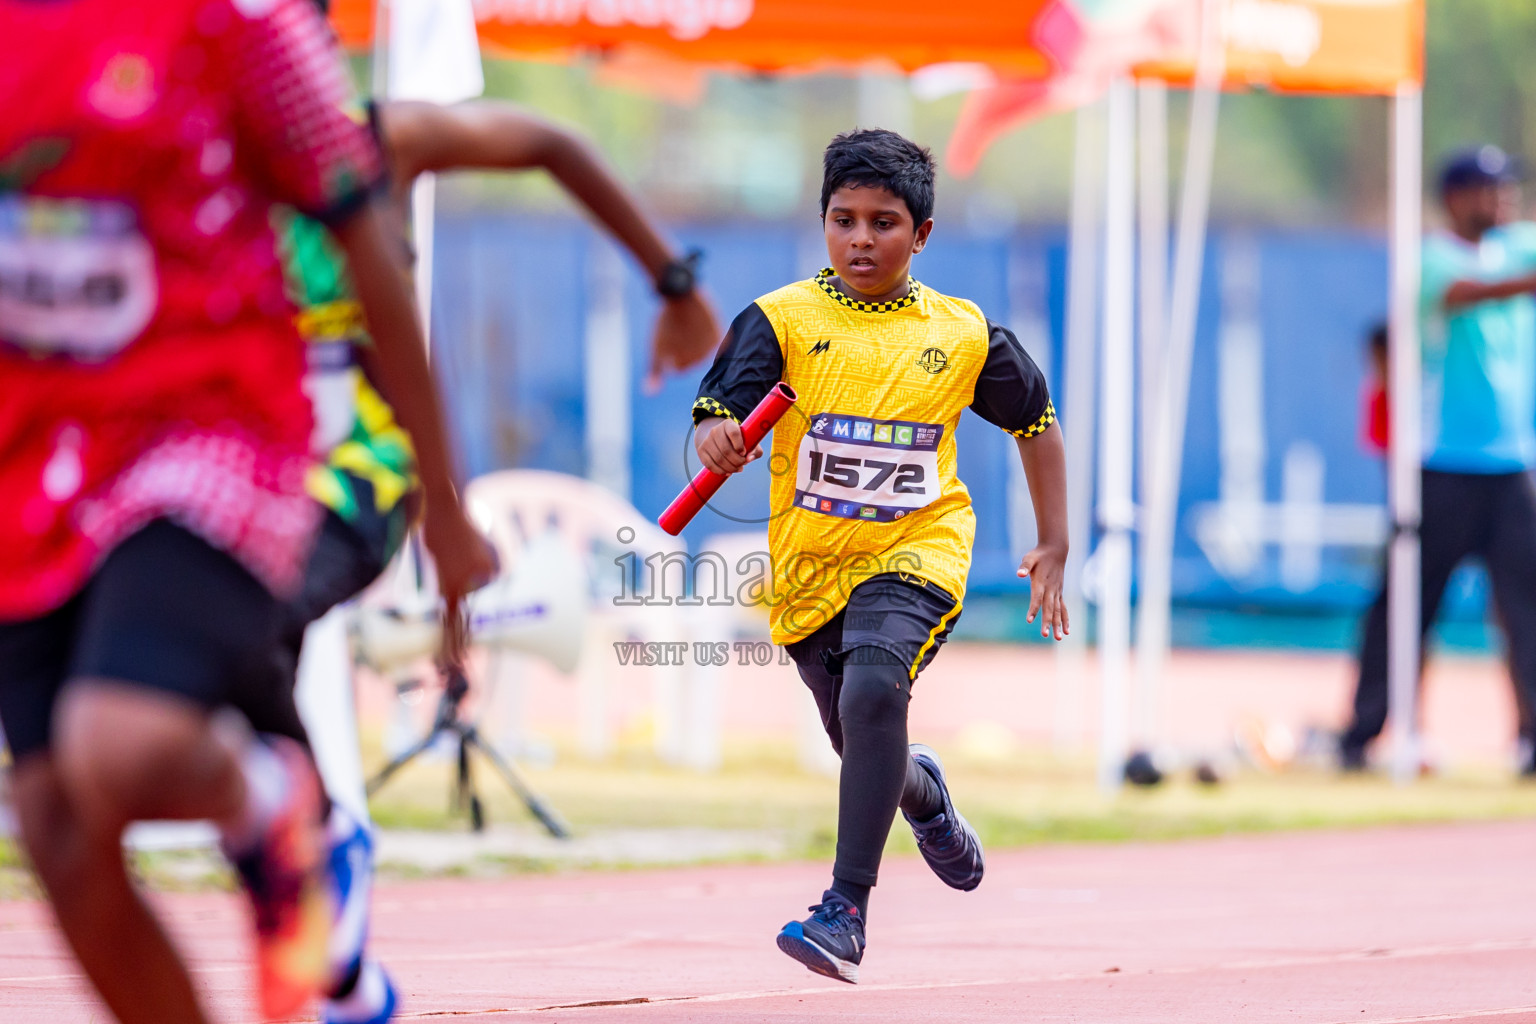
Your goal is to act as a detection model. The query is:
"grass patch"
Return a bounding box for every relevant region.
[361,735,1536,862]
[3,740,1532,898]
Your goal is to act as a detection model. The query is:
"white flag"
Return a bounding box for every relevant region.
[389,0,485,104]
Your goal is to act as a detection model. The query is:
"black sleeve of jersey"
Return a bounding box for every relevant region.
[692,303,785,425]
[969,319,1056,438]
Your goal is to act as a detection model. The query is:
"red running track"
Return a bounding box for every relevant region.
[3,821,1536,1023]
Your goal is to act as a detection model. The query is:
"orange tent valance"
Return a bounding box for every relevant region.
[1137,0,1424,95]
[330,0,1063,77]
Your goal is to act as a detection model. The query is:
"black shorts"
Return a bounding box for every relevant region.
[278,497,405,656]
[0,520,306,762]
[786,572,963,684]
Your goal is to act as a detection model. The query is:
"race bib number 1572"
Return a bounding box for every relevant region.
[794,413,944,523]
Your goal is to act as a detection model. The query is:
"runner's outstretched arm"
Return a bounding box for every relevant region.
[378,99,722,386]
[332,202,497,663]
[1015,423,1069,641]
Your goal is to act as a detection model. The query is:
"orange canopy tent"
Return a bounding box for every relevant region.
[330,0,1068,76]
[1139,0,1422,94]
[951,0,1424,174]
[1018,0,1428,788]
[934,0,1426,788]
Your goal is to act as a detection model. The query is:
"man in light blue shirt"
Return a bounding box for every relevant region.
[1420,205,1536,470]
[1344,146,1536,771]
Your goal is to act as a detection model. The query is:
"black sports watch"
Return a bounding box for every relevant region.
[655,249,702,299]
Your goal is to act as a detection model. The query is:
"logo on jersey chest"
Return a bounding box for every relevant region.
[916,347,949,374]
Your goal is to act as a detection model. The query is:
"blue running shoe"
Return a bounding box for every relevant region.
[903,743,984,891]
[324,805,375,996]
[776,890,865,984]
[323,958,398,1024]
[322,806,398,1024]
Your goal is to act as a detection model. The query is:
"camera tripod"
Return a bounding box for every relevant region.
[366,665,570,838]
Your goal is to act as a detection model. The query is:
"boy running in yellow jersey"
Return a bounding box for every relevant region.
[692,129,1070,983]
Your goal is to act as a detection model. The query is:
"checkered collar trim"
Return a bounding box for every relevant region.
[815,268,922,313]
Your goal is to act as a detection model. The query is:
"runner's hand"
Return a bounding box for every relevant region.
[1018,543,1069,641]
[646,292,722,393]
[439,594,471,674]
[695,416,761,476]
[421,503,499,668]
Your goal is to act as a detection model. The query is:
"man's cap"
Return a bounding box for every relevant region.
[1439,145,1524,193]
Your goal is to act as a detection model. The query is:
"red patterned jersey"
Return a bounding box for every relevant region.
[0,0,384,618]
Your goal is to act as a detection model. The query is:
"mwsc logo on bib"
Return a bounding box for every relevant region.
[476,0,755,41]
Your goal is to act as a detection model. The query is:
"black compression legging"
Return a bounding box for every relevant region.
[799,645,944,905]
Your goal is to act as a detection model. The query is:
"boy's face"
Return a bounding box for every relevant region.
[823,185,934,299]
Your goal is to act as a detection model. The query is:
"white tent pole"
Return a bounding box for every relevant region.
[412,173,437,352]
[585,240,633,500]
[391,0,486,350]
[1057,99,1106,753]
[1133,79,1169,747]
[1137,0,1225,755]
[1387,85,1423,785]
[1097,76,1136,793]
[1138,81,1169,481]
[369,0,390,97]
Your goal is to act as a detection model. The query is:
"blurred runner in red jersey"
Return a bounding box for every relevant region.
[0,1,492,1022]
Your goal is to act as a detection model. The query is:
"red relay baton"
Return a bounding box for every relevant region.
[659,382,798,536]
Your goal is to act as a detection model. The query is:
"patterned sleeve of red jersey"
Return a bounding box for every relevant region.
[220,0,384,224]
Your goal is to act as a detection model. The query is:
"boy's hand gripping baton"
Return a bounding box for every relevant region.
[659,382,798,536]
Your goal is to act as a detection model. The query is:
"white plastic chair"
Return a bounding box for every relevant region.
[464,470,696,764]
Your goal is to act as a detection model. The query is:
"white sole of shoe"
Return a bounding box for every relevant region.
[776,927,859,984]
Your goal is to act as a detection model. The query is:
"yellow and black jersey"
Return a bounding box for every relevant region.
[692,269,1055,645]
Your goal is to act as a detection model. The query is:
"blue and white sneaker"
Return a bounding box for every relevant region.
[323,958,398,1024]
[324,805,374,993]
[903,744,984,891]
[776,890,865,984]
[322,807,398,1024]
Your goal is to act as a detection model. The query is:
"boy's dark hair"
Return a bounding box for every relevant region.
[820,129,936,225]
